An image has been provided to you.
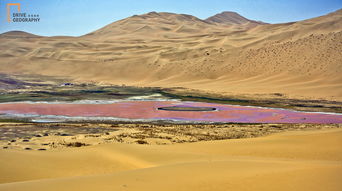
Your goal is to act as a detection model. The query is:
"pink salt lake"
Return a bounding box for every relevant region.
[0,101,341,123]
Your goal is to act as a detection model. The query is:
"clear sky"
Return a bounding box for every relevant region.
[0,0,341,36]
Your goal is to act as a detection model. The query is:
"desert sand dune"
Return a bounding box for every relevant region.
[0,128,341,191]
[206,11,267,27]
[0,10,341,101]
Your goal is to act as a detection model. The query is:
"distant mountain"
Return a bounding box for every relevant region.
[84,11,266,39]
[0,31,41,38]
[205,11,267,25]
[84,12,217,38]
[131,11,210,24]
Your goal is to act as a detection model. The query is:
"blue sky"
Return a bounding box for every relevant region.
[0,0,341,36]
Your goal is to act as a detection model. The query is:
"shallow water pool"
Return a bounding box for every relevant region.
[0,100,341,123]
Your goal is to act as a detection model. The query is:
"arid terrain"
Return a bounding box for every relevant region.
[0,10,341,101]
[0,126,342,191]
[1,122,341,151]
[0,9,342,191]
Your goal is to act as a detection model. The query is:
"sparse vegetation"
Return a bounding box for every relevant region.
[1,122,340,150]
[65,142,88,147]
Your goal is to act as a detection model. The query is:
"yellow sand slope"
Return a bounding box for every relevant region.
[0,129,341,191]
[0,10,341,100]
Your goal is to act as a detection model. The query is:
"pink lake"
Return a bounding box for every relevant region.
[0,101,341,123]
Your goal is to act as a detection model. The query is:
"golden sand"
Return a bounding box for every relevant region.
[0,10,341,101]
[0,128,341,191]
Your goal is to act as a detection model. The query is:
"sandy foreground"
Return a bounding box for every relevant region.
[0,128,341,191]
